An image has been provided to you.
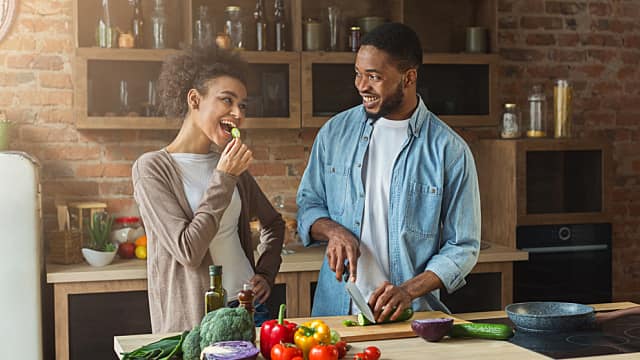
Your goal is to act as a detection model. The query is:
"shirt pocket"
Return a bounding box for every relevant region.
[404,181,442,237]
[324,164,351,217]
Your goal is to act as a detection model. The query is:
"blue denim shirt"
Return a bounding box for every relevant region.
[296,97,481,316]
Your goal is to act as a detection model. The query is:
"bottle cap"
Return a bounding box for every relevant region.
[504,103,516,109]
[350,26,361,31]
[209,265,222,275]
[225,6,241,13]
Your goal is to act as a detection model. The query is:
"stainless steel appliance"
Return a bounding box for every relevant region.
[514,223,612,304]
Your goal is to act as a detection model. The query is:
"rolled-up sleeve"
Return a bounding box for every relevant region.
[426,146,481,293]
[296,127,330,246]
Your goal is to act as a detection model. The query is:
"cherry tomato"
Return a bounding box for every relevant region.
[353,353,367,360]
[364,346,381,360]
[309,344,338,360]
[334,340,348,359]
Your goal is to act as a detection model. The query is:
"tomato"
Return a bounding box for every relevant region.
[308,344,338,360]
[364,346,381,360]
[353,353,367,360]
[334,340,348,359]
[117,242,135,259]
[271,343,303,360]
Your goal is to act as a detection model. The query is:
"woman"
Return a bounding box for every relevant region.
[132,45,284,333]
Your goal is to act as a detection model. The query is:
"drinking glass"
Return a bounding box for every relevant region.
[119,80,129,115]
[327,6,340,51]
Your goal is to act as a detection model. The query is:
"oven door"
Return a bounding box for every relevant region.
[514,244,612,304]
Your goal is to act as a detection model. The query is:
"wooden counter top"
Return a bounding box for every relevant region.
[47,242,527,284]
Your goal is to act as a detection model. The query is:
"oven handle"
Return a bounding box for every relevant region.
[522,244,609,253]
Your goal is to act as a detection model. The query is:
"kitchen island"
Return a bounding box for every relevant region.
[113,302,640,360]
[47,242,527,360]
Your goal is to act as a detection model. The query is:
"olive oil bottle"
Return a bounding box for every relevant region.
[204,265,227,314]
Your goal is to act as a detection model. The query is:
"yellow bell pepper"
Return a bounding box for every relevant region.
[294,319,332,359]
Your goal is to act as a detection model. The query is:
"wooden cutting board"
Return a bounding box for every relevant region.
[288,311,468,342]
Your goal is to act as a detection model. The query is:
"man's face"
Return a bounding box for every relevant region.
[354,45,408,120]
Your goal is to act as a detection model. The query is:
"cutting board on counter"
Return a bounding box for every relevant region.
[288,311,468,342]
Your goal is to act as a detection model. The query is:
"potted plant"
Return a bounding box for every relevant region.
[81,211,117,267]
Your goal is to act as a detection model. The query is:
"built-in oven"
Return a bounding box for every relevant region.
[514,223,612,304]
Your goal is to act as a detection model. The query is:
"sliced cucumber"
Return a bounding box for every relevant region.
[357,307,414,326]
[449,323,514,340]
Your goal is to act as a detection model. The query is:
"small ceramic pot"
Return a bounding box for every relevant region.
[82,248,116,267]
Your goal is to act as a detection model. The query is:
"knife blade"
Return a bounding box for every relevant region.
[344,281,376,324]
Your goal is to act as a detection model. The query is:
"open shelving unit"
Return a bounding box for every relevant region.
[72,0,499,130]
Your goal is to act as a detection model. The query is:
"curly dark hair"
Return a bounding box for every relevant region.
[361,22,422,71]
[157,46,248,118]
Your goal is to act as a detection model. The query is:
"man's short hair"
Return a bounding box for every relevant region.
[360,22,423,71]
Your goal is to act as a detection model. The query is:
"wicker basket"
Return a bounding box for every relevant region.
[48,229,83,265]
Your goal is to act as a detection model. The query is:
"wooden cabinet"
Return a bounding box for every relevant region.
[472,138,613,248]
[72,0,498,130]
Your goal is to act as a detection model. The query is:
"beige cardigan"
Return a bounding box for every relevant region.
[132,149,284,333]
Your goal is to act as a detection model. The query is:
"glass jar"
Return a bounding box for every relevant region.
[194,5,214,48]
[554,79,572,138]
[527,84,547,138]
[500,103,521,139]
[111,216,141,244]
[349,26,361,52]
[96,0,115,48]
[224,6,244,49]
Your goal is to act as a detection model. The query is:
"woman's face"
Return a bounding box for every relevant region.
[192,76,248,147]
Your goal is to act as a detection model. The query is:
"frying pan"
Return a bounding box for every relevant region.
[505,302,640,333]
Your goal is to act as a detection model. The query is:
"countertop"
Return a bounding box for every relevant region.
[113,302,639,360]
[47,241,528,284]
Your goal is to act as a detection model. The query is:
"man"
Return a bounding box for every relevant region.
[296,23,480,322]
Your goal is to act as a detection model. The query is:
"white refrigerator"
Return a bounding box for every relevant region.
[0,151,43,359]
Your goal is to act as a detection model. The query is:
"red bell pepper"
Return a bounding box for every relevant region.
[260,304,298,359]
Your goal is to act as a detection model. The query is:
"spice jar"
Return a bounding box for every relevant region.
[349,26,361,52]
[500,103,521,139]
[554,79,572,138]
[527,84,547,138]
[224,6,244,49]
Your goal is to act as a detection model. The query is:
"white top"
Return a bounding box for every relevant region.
[353,117,410,315]
[171,152,254,301]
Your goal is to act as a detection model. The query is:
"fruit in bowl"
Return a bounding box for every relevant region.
[118,242,136,259]
[411,318,454,342]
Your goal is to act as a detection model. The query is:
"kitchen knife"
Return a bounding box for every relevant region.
[344,281,376,324]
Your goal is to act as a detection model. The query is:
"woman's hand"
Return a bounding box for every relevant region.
[217,138,253,176]
[250,274,271,304]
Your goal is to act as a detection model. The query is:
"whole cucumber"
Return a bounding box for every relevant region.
[449,323,514,340]
[357,307,414,326]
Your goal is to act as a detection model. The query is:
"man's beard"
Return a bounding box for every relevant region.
[365,80,404,120]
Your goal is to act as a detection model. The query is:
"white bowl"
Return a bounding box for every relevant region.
[82,248,117,267]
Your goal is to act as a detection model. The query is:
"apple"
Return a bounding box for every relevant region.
[118,242,136,259]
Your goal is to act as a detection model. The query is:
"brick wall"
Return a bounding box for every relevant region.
[0,0,637,301]
[497,0,640,302]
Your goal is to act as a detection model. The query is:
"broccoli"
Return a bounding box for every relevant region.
[182,325,201,360]
[181,307,255,358]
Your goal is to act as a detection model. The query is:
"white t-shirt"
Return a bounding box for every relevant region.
[352,117,410,315]
[171,152,254,301]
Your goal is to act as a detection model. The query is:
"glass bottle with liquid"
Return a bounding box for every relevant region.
[224,6,244,49]
[254,0,267,51]
[238,283,256,343]
[130,0,144,48]
[527,84,547,138]
[274,0,286,51]
[96,0,115,48]
[150,0,167,49]
[204,265,227,314]
[554,79,572,138]
[193,5,214,48]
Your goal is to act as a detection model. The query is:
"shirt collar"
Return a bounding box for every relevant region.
[362,95,429,137]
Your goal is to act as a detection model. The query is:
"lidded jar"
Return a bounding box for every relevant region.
[527,84,548,138]
[500,103,521,139]
[224,6,244,49]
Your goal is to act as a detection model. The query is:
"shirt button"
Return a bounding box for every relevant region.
[360,193,364,198]
[355,221,360,227]
[362,136,368,141]
[356,163,362,168]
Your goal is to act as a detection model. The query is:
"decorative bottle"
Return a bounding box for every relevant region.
[96,0,115,48]
[238,283,256,344]
[130,0,143,48]
[274,0,286,51]
[204,265,227,314]
[526,84,547,138]
[254,0,267,51]
[150,0,167,49]
[224,6,244,49]
[193,5,214,48]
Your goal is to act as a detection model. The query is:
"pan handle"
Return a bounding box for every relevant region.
[595,305,640,324]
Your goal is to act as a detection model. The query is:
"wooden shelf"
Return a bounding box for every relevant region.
[75,47,181,61]
[77,117,181,130]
